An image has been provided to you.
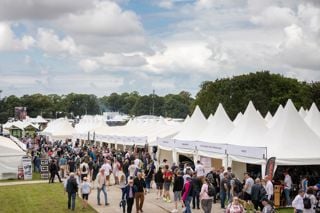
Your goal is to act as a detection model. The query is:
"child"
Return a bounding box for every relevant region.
[80,177,91,209]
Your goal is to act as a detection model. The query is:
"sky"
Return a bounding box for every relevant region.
[0,0,320,97]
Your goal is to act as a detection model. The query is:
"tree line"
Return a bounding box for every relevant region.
[1,71,320,124]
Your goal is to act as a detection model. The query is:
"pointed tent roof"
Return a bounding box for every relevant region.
[174,106,208,140]
[299,107,307,118]
[227,101,268,147]
[233,112,243,126]
[304,103,320,137]
[197,103,234,143]
[207,114,214,123]
[267,104,284,128]
[265,112,272,123]
[262,99,320,164]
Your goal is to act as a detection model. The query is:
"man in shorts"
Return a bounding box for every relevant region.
[172,171,184,212]
[163,165,173,202]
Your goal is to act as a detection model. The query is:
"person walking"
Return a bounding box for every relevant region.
[97,168,109,206]
[80,177,91,209]
[181,175,193,213]
[155,167,164,199]
[251,178,266,211]
[200,178,213,213]
[49,159,62,183]
[292,189,305,213]
[172,170,184,213]
[304,187,317,213]
[220,171,229,209]
[65,173,78,211]
[80,160,89,181]
[134,171,147,213]
[243,172,254,202]
[123,178,137,213]
[191,172,201,209]
[163,165,173,203]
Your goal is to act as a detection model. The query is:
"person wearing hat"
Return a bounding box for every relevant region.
[123,177,137,213]
[80,176,91,209]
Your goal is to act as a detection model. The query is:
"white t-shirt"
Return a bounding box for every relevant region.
[245,177,254,194]
[292,195,304,210]
[284,174,292,189]
[128,164,137,177]
[195,164,205,177]
[81,182,91,194]
[134,159,141,168]
[101,163,112,176]
[80,163,89,174]
[265,180,274,199]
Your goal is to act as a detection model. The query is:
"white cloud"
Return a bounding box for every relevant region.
[79,59,100,73]
[60,1,143,36]
[0,22,34,51]
[157,0,174,9]
[96,53,147,67]
[0,0,93,20]
[37,28,79,55]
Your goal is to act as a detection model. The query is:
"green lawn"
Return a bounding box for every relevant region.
[0,183,97,213]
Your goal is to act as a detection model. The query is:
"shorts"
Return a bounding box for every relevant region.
[243,192,251,201]
[156,183,163,190]
[174,191,182,201]
[82,194,89,200]
[81,174,87,181]
[164,182,171,191]
[106,175,110,181]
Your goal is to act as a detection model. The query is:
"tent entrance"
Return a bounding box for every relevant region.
[178,154,194,170]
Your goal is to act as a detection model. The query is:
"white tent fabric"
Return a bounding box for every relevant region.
[299,107,307,118]
[267,104,284,128]
[26,115,48,124]
[42,118,75,140]
[197,103,234,144]
[227,101,268,147]
[264,111,272,123]
[304,103,320,137]
[261,100,320,165]
[233,112,243,126]
[0,136,25,179]
[174,106,208,141]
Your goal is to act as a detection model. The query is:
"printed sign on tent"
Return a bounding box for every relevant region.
[227,144,267,159]
[196,141,227,154]
[174,140,195,150]
[157,138,174,148]
[22,156,32,180]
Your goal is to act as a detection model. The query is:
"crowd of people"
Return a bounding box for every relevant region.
[26,136,320,213]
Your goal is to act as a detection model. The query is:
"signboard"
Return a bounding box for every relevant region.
[200,156,212,174]
[157,138,174,148]
[174,140,195,150]
[40,158,49,179]
[265,157,276,180]
[196,141,227,154]
[227,144,267,159]
[22,156,32,180]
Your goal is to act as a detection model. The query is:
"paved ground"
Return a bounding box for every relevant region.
[87,184,225,213]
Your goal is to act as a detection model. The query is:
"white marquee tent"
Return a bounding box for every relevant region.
[304,103,320,137]
[0,136,25,180]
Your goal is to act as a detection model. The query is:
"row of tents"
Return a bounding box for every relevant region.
[40,99,320,177]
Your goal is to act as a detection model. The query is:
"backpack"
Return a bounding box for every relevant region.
[82,164,87,173]
[303,196,312,209]
[207,183,215,197]
[233,178,243,193]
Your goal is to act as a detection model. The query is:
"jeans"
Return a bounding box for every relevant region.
[220,191,226,208]
[145,178,151,189]
[184,196,192,213]
[97,185,108,205]
[67,192,76,210]
[192,190,200,209]
[127,197,134,213]
[284,188,291,206]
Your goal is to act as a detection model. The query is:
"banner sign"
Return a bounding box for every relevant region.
[196,141,227,154]
[40,158,49,179]
[174,139,195,150]
[157,138,174,148]
[265,157,276,180]
[227,144,267,159]
[22,156,32,180]
[200,156,212,174]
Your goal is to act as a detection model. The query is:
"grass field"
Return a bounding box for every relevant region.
[0,183,97,213]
